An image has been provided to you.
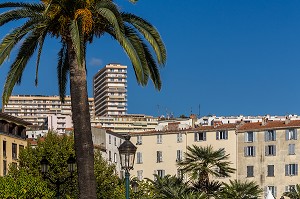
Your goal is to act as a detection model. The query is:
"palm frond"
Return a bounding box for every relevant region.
[0,17,42,66]
[124,25,149,85]
[107,27,144,85]
[3,30,40,104]
[57,42,69,102]
[94,1,123,31]
[122,13,166,65]
[0,8,43,27]
[97,7,124,41]
[69,19,84,68]
[0,2,44,10]
[35,30,47,86]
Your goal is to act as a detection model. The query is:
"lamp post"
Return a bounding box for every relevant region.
[118,135,137,199]
[40,155,76,199]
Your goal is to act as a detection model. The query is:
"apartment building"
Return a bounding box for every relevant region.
[93,64,127,116]
[130,117,300,198]
[0,113,30,176]
[130,123,237,182]
[237,118,300,198]
[2,95,95,131]
[91,127,125,177]
[91,114,158,134]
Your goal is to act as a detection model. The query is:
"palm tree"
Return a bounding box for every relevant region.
[0,1,166,198]
[217,179,262,199]
[284,184,300,199]
[147,174,206,199]
[178,145,235,194]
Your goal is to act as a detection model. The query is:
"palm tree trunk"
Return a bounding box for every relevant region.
[67,42,97,199]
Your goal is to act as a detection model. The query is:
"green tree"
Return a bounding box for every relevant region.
[94,151,125,199]
[0,1,166,198]
[0,167,54,198]
[284,184,300,199]
[178,145,235,194]
[146,174,207,199]
[217,179,262,199]
[15,131,77,198]
[14,131,125,199]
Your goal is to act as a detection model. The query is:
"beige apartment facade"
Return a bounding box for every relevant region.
[130,123,237,182]
[91,114,158,134]
[3,95,95,128]
[237,119,300,198]
[0,113,30,176]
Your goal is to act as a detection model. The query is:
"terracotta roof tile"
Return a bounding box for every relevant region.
[237,120,300,132]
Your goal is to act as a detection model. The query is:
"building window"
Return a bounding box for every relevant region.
[177,133,183,143]
[109,135,111,144]
[245,131,254,142]
[19,145,24,152]
[265,145,276,156]
[137,170,143,181]
[114,153,117,163]
[157,170,165,178]
[288,144,296,155]
[3,141,6,157]
[176,150,183,162]
[3,160,7,176]
[177,169,183,179]
[267,165,274,177]
[157,151,163,163]
[194,132,206,142]
[286,129,297,140]
[137,152,143,164]
[266,186,277,197]
[157,134,162,144]
[108,151,112,161]
[247,166,254,177]
[265,130,276,141]
[216,130,228,140]
[136,136,142,145]
[285,164,298,176]
[285,185,296,193]
[244,146,255,157]
[12,143,17,160]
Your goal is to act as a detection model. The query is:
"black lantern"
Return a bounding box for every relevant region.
[40,156,49,174]
[118,135,137,171]
[118,135,137,199]
[67,155,76,173]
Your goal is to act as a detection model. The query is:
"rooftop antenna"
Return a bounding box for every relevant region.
[198,104,201,117]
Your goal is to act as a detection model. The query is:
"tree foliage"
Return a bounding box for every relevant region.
[94,151,125,199]
[217,179,262,199]
[178,145,235,194]
[10,131,125,199]
[284,184,300,199]
[0,167,54,198]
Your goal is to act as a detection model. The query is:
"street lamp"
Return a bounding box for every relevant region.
[40,155,76,199]
[118,135,137,199]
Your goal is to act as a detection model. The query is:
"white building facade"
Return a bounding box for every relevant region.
[93,64,127,116]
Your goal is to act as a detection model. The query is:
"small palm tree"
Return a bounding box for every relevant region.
[178,145,235,194]
[147,174,198,199]
[283,184,300,199]
[217,179,262,199]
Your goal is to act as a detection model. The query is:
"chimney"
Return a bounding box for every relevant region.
[190,114,197,128]
[262,117,268,126]
[285,116,291,125]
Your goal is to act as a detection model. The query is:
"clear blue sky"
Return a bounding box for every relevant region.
[1,0,300,117]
